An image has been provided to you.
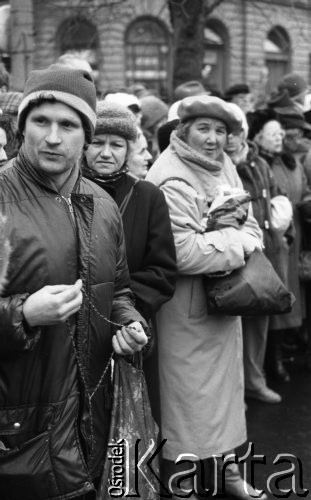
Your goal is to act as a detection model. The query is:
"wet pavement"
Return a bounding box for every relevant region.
[238,352,311,499]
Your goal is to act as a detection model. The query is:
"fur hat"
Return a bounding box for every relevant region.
[178,95,242,133]
[224,83,250,101]
[278,72,309,99]
[173,80,208,102]
[95,101,137,141]
[17,64,97,143]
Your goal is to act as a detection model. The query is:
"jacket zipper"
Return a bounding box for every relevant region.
[61,195,77,233]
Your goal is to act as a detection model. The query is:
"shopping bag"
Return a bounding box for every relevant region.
[97,354,160,500]
[204,249,295,316]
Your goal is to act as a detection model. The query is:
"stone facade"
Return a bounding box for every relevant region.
[6,0,311,99]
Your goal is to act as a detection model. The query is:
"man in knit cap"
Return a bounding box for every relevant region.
[0,64,147,500]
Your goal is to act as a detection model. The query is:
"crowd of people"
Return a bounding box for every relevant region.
[0,54,311,500]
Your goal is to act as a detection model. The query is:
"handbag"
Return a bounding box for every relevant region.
[97,354,160,500]
[298,251,311,281]
[204,249,295,316]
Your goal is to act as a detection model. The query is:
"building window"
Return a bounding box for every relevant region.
[265,26,291,94]
[202,20,228,93]
[125,17,171,100]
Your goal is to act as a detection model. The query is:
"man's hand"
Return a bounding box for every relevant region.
[112,321,148,355]
[23,279,83,327]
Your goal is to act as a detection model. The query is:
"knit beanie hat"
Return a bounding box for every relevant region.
[17,64,97,143]
[95,101,137,141]
[140,95,168,131]
[278,72,309,99]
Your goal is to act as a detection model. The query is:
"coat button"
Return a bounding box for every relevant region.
[13,422,20,429]
[84,481,92,489]
[81,196,86,202]
[55,196,61,202]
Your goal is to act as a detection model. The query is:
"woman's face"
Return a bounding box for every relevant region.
[186,117,227,160]
[257,120,285,154]
[86,133,128,175]
[127,133,152,179]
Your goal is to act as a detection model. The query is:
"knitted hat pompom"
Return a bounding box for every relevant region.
[95,101,138,141]
[17,64,97,143]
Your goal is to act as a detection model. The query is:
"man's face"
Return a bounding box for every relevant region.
[23,101,85,185]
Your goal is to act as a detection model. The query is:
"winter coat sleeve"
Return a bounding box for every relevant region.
[160,179,262,275]
[0,293,41,357]
[129,188,177,320]
[111,212,147,329]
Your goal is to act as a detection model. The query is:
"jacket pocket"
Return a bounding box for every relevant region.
[0,430,58,499]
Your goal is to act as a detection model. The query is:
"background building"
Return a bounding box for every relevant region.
[0,0,310,100]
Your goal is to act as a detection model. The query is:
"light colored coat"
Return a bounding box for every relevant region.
[146,132,262,460]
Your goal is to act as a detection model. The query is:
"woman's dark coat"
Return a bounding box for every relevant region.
[0,159,144,500]
[89,173,177,323]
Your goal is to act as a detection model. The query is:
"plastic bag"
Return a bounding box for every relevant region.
[97,355,160,500]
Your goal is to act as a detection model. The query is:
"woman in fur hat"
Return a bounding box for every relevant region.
[82,101,177,424]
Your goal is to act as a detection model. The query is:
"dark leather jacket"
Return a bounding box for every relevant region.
[0,157,144,500]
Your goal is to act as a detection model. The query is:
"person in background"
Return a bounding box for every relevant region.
[0,64,148,500]
[173,80,209,102]
[146,95,265,499]
[251,108,308,382]
[103,91,143,126]
[0,113,20,164]
[225,102,292,404]
[82,101,177,424]
[140,94,168,161]
[277,72,309,114]
[224,83,255,116]
[127,127,152,179]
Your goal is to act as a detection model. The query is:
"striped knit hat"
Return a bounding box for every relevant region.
[17,64,97,143]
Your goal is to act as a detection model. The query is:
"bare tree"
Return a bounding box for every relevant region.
[168,0,225,89]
